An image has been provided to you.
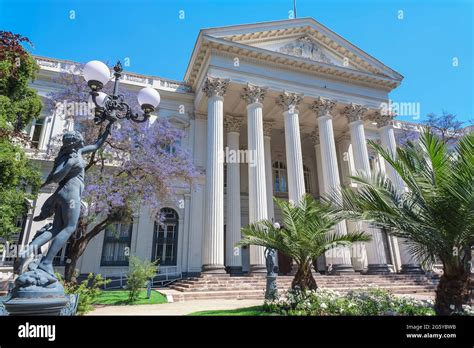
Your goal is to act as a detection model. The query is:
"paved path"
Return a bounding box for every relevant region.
[88,298,263,316]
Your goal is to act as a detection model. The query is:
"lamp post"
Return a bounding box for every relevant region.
[264,220,281,300]
[83,60,161,124]
[2,60,162,316]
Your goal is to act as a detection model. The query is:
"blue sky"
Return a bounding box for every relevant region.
[0,0,472,123]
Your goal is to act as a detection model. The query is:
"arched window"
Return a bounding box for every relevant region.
[273,161,288,193]
[101,220,133,266]
[303,165,311,193]
[152,208,179,266]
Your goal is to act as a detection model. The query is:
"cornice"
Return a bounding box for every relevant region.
[186,35,401,90]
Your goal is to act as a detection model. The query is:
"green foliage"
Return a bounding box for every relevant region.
[0,31,42,131]
[263,288,438,316]
[341,131,474,268]
[189,306,271,316]
[239,195,370,263]
[0,138,41,239]
[338,131,474,314]
[56,272,110,315]
[0,31,42,239]
[238,195,370,289]
[126,255,158,303]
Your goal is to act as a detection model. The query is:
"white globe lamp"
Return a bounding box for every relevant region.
[137,87,161,114]
[83,60,111,90]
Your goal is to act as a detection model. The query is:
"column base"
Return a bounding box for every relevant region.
[249,264,266,274]
[202,264,226,274]
[400,264,424,274]
[366,264,392,274]
[329,264,355,274]
[225,266,243,275]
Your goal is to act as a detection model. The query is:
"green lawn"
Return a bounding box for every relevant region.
[189,306,273,316]
[93,289,167,305]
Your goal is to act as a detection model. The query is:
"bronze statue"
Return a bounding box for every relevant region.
[13,121,114,292]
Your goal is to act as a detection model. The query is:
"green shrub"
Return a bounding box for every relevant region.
[56,272,110,315]
[126,255,158,303]
[263,288,438,316]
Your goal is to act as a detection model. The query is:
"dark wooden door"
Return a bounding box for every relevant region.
[278,251,292,275]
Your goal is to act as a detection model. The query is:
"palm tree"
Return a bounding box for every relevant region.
[238,195,371,291]
[338,131,473,315]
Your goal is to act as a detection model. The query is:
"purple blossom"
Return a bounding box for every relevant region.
[46,67,198,224]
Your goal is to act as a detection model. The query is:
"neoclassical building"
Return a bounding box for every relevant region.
[2,18,424,281]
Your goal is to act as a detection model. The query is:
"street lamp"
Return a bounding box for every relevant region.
[83,60,161,125]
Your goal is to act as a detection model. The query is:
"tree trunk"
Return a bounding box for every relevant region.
[434,269,470,315]
[64,238,88,282]
[64,216,109,282]
[291,262,318,291]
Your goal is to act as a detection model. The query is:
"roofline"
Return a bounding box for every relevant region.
[184,17,403,82]
[34,54,190,87]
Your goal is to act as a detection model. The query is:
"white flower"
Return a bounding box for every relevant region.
[320,303,328,309]
[450,304,455,310]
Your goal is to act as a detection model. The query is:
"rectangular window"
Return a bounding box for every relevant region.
[153,222,178,266]
[100,223,132,266]
[53,240,71,266]
[31,118,44,149]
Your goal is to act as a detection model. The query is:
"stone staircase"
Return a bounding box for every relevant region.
[166,273,440,301]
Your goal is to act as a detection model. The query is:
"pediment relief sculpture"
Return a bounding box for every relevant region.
[278,36,333,65]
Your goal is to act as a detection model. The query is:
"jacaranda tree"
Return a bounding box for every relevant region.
[46,69,197,281]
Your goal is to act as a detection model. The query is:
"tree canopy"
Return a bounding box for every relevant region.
[0,31,42,239]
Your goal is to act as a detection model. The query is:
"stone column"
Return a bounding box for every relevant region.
[344,104,390,274]
[373,111,424,274]
[310,131,328,271]
[311,97,354,273]
[201,76,229,274]
[242,83,268,273]
[224,116,244,273]
[310,132,324,197]
[263,121,275,221]
[278,92,306,205]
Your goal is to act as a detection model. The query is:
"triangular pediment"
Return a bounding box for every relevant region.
[187,18,403,83]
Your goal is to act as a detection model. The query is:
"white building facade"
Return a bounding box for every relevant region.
[6,18,424,280]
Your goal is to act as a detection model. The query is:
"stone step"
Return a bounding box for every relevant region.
[182,275,435,281]
[180,278,435,284]
[178,279,436,287]
[169,287,436,301]
[168,273,441,301]
[187,275,435,281]
[169,283,436,293]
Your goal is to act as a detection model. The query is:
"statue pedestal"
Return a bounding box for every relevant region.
[3,296,69,316]
[1,269,79,316]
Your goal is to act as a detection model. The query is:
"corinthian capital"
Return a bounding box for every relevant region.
[371,110,394,128]
[241,83,268,104]
[277,91,304,112]
[202,76,230,98]
[311,97,337,118]
[344,103,368,123]
[224,115,243,133]
[263,120,275,137]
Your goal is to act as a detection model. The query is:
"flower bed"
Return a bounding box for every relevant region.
[263,288,441,316]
